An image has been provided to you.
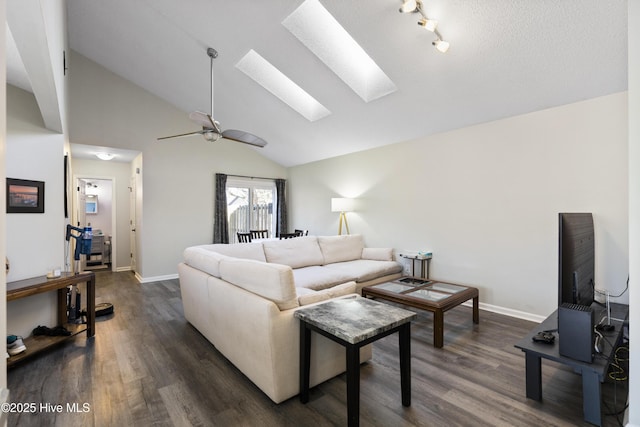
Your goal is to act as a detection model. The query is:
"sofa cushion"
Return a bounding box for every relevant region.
[361,247,394,261]
[318,235,364,265]
[296,281,357,306]
[218,258,298,310]
[183,247,230,278]
[293,266,355,291]
[262,236,324,269]
[195,243,267,262]
[323,259,403,282]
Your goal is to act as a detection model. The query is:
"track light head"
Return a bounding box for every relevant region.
[432,39,450,53]
[399,0,419,13]
[417,18,438,32]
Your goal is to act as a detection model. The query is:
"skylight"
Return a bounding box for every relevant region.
[282,0,397,103]
[235,49,331,122]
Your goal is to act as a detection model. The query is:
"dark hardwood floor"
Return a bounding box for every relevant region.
[7,271,628,426]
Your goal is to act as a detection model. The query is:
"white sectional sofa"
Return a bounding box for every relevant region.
[178,234,403,403]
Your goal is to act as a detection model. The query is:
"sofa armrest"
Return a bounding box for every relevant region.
[219,257,299,310]
[361,247,394,261]
[207,276,370,403]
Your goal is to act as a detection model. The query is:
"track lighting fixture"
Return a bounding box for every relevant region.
[399,0,449,53]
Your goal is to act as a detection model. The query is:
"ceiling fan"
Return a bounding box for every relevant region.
[157,47,267,147]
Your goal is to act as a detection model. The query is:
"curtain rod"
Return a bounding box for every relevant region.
[226,174,282,181]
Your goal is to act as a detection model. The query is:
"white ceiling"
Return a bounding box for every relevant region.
[70,143,140,163]
[9,1,629,167]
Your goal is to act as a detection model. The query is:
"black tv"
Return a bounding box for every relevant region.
[558,213,595,307]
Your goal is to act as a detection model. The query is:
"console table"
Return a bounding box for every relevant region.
[514,302,628,426]
[295,296,416,427]
[6,271,95,367]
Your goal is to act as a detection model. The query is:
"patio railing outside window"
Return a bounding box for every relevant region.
[229,203,273,243]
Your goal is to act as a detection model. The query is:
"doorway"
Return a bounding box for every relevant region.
[75,177,116,271]
[226,177,276,242]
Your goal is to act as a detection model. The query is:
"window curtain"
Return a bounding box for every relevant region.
[275,178,287,238]
[213,173,229,243]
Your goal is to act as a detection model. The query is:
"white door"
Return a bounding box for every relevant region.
[129,176,137,273]
[74,178,88,272]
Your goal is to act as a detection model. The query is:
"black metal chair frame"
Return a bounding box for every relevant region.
[249,230,269,239]
[237,232,252,243]
[279,233,299,239]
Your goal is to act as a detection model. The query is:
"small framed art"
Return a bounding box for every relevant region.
[6,178,45,213]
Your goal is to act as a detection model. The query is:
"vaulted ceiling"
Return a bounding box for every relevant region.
[8,0,629,167]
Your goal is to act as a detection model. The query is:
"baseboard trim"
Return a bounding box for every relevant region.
[461,300,547,323]
[115,266,131,272]
[137,273,179,284]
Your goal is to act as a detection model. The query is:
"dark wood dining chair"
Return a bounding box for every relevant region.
[294,229,308,236]
[250,230,269,239]
[237,232,252,243]
[279,233,299,239]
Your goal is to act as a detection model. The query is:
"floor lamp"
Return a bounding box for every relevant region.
[331,198,356,235]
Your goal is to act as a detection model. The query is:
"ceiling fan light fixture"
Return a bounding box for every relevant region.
[203,131,220,142]
[418,18,438,32]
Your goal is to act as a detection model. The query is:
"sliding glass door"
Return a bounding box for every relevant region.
[226,178,276,242]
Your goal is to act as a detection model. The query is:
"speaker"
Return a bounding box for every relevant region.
[558,303,594,363]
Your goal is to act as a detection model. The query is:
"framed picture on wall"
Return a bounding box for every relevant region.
[6,178,45,213]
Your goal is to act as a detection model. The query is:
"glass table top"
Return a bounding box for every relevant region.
[370,279,469,298]
[426,282,466,294]
[408,289,450,302]
[372,282,415,293]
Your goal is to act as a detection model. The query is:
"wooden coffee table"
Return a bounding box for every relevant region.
[362,277,479,348]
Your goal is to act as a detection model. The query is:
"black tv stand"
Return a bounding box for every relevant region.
[514,302,628,426]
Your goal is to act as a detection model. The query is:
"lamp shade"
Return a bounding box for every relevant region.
[331,198,356,212]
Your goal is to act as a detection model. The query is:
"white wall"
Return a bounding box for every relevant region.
[627,1,639,425]
[1,0,7,391]
[289,92,629,320]
[68,52,287,280]
[73,160,133,270]
[5,85,66,337]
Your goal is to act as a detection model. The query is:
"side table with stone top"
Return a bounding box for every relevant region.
[295,296,417,427]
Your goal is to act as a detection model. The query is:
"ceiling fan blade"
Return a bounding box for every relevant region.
[189,111,221,133]
[221,129,268,147]
[157,130,205,141]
